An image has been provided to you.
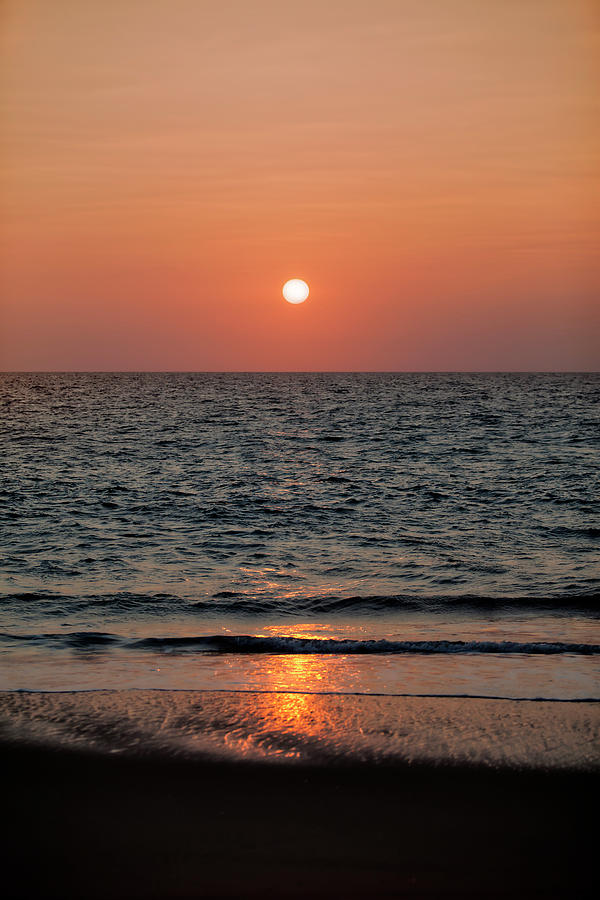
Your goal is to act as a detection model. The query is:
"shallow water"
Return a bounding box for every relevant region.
[1,373,598,701]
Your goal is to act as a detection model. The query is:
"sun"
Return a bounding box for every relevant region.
[282,278,309,304]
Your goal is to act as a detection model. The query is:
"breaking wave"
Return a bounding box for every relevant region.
[2,631,598,656]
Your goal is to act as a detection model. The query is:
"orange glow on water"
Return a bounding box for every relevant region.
[223,682,328,760]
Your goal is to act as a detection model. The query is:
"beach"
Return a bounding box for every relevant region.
[1,690,599,769]
[3,0,599,889]
[2,690,598,898]
[2,374,598,898]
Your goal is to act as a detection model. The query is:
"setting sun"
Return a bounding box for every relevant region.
[282,279,309,304]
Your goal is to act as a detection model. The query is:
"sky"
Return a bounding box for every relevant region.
[1,0,599,371]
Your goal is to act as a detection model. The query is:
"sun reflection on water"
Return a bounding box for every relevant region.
[222,680,332,760]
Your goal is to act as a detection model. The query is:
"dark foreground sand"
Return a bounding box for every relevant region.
[3,744,598,899]
[1,692,598,898]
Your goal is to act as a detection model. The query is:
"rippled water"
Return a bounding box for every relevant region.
[1,373,598,698]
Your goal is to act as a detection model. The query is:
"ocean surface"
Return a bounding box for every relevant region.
[1,373,599,707]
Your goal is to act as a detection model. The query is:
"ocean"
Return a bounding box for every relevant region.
[1,372,598,764]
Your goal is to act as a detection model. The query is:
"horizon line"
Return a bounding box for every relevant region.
[0,369,598,376]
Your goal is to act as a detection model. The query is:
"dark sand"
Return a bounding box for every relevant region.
[3,739,597,899]
[2,691,598,897]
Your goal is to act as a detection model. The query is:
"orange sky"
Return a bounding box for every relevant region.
[1,0,599,370]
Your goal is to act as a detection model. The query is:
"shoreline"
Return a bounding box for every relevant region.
[1,689,598,771]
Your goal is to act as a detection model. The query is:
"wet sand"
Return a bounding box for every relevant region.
[1,690,599,769]
[1,691,598,898]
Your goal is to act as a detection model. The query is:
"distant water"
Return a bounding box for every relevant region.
[1,373,598,700]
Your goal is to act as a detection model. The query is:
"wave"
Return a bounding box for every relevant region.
[1,589,599,617]
[2,631,598,656]
[124,635,600,655]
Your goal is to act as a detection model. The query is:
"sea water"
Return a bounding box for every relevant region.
[1,373,598,701]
